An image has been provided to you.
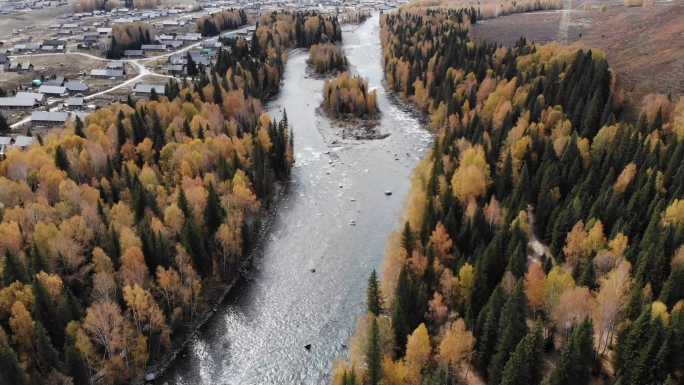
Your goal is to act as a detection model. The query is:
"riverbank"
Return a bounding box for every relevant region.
[158,14,433,384]
[134,182,289,384]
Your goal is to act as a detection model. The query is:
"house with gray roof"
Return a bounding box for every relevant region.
[133,83,165,95]
[30,111,70,126]
[7,62,34,72]
[13,45,41,53]
[15,92,46,104]
[123,49,143,58]
[141,44,166,51]
[166,64,183,75]
[65,82,89,94]
[91,69,125,78]
[0,97,39,110]
[13,136,36,148]
[37,85,67,96]
[106,62,125,70]
[67,97,84,110]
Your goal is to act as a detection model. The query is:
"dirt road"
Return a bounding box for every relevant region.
[8,26,252,129]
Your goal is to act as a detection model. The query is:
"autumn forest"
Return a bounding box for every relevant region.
[0,11,342,385]
[2,2,684,385]
[333,6,684,385]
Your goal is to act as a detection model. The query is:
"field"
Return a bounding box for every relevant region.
[0,6,65,39]
[0,54,140,97]
[1,54,107,90]
[471,1,684,120]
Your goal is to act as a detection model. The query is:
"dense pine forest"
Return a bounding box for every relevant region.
[333,6,684,385]
[0,11,343,385]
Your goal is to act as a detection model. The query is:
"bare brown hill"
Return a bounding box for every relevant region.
[471,2,684,120]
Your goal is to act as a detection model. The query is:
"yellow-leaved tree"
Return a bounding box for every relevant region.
[451,145,492,204]
[436,319,475,382]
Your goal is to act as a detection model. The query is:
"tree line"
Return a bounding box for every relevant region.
[333,6,684,385]
[342,10,371,24]
[106,22,156,59]
[196,9,249,37]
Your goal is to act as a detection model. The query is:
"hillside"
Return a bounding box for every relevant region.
[332,5,684,385]
[471,1,684,120]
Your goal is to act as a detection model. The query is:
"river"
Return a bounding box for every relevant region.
[159,13,432,384]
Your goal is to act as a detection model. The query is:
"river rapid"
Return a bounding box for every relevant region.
[159,13,432,384]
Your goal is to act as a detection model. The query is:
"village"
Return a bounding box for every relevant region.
[0,0,404,153]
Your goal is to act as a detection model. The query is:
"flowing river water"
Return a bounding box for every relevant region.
[159,13,432,384]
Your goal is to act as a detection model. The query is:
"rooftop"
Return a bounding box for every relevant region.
[30,111,69,123]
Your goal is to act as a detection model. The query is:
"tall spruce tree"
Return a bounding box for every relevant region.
[475,284,505,370]
[186,52,199,77]
[367,269,383,316]
[392,265,413,357]
[34,322,61,373]
[2,250,29,285]
[500,335,531,385]
[177,187,191,218]
[542,318,594,385]
[365,316,382,385]
[54,145,70,173]
[0,345,27,385]
[204,182,224,234]
[74,115,85,138]
[488,279,528,384]
[182,219,211,278]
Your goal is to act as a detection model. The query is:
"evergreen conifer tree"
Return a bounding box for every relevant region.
[365,317,382,385]
[542,318,594,385]
[34,322,61,373]
[177,187,191,218]
[367,269,383,316]
[488,279,528,384]
[0,345,28,385]
[0,113,11,135]
[182,219,211,278]
[392,265,413,356]
[74,116,85,138]
[2,250,29,285]
[204,182,224,234]
[149,87,159,102]
[54,145,70,173]
[187,52,199,77]
[64,345,90,385]
[501,335,531,385]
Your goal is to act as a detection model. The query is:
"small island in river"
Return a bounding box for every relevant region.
[320,71,383,140]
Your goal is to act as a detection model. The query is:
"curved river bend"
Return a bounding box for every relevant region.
[160,14,432,384]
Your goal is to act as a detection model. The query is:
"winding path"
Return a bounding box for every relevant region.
[527,206,556,265]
